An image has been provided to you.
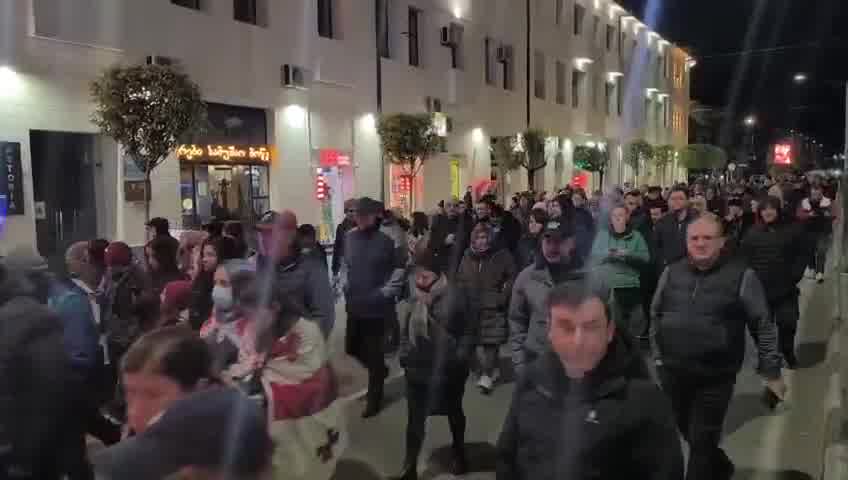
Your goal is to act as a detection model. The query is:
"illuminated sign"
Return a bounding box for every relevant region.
[571,173,589,190]
[0,142,23,215]
[315,173,329,200]
[177,144,273,164]
[773,144,792,165]
[319,149,352,167]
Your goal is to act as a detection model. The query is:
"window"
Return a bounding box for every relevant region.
[449,24,464,70]
[606,25,615,51]
[408,7,420,67]
[172,0,200,9]
[572,69,585,108]
[573,3,585,36]
[555,61,566,105]
[484,37,495,85]
[556,0,564,26]
[592,73,600,111]
[534,50,546,99]
[234,0,257,24]
[503,45,514,90]
[318,0,334,38]
[616,76,623,115]
[663,98,669,127]
[645,98,651,123]
[378,0,390,58]
[605,82,614,116]
[593,15,600,45]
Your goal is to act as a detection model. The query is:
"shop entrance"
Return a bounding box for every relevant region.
[30,130,99,272]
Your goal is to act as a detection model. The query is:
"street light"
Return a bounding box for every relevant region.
[793,72,808,84]
[744,115,756,127]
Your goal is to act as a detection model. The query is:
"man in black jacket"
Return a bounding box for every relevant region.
[498,280,683,480]
[343,197,407,417]
[429,198,463,274]
[653,186,697,270]
[651,214,786,480]
[331,198,358,279]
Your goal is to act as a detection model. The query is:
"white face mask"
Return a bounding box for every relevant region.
[212,286,234,312]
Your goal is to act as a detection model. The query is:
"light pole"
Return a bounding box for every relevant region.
[744,115,756,166]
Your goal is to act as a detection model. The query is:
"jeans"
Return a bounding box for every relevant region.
[346,315,388,406]
[771,293,800,362]
[659,369,736,480]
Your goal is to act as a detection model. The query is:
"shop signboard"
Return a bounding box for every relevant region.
[773,143,792,165]
[0,142,24,215]
[176,144,274,165]
[319,149,351,167]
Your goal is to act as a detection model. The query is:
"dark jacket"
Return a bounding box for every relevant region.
[0,273,73,480]
[516,233,541,270]
[653,209,696,269]
[48,279,99,378]
[740,221,806,302]
[497,336,683,480]
[457,248,517,345]
[399,284,477,384]
[651,256,782,379]
[259,253,335,336]
[188,271,214,331]
[343,225,406,319]
[99,265,147,351]
[331,217,356,276]
[724,212,755,250]
[429,213,462,272]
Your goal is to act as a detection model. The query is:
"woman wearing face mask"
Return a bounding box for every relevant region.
[188,236,239,331]
[393,247,477,480]
[457,223,516,395]
[516,208,548,269]
[589,204,650,341]
[199,259,260,377]
[740,196,807,369]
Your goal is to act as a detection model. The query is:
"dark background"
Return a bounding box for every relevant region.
[619,0,848,155]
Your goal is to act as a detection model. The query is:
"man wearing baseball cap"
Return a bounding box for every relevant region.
[254,210,335,337]
[508,219,592,376]
[93,387,274,480]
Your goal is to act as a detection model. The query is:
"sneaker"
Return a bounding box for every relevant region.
[477,375,493,395]
[816,272,824,283]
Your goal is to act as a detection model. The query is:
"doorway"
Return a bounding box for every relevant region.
[30,130,99,272]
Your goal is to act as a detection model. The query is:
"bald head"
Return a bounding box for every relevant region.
[687,213,726,269]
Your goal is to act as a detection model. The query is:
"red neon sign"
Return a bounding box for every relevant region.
[315,174,328,200]
[319,149,351,167]
[774,144,792,165]
[571,173,588,189]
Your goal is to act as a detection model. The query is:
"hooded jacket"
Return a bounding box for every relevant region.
[740,219,806,302]
[497,335,683,480]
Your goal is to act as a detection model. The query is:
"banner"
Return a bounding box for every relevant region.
[0,142,24,215]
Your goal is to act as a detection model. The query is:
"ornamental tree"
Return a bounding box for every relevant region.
[625,140,655,179]
[573,145,609,188]
[377,113,442,210]
[678,144,728,170]
[497,128,548,191]
[91,64,207,223]
[653,145,677,185]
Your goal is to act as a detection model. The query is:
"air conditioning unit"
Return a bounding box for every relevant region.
[496,45,512,63]
[281,64,310,89]
[440,27,452,46]
[146,55,174,66]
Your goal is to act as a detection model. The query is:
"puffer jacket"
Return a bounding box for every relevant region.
[399,284,478,384]
[589,227,650,290]
[497,335,683,480]
[457,248,517,345]
[740,220,807,302]
[258,253,335,337]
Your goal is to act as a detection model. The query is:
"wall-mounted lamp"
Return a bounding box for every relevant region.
[362,113,376,132]
[472,127,484,143]
[283,104,306,129]
[574,57,594,71]
[606,71,624,83]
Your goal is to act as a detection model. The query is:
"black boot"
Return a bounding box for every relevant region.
[448,412,468,475]
[450,444,469,475]
[391,461,419,480]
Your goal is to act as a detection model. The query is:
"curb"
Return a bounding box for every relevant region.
[823,257,846,478]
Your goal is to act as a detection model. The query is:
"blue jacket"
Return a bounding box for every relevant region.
[49,280,99,375]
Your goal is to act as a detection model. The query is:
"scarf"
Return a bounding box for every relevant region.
[408,274,449,347]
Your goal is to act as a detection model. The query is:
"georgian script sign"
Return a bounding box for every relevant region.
[177,144,274,165]
[0,142,24,215]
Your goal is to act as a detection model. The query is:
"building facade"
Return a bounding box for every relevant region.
[0,0,691,260]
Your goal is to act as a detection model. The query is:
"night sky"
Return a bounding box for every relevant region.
[619,0,848,153]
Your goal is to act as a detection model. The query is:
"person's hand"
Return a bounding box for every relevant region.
[766,377,787,401]
[445,233,455,245]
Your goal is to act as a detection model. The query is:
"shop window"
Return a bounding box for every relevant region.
[180,164,270,228]
[172,0,200,9]
[318,0,334,38]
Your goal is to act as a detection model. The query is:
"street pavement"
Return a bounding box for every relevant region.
[328,275,836,480]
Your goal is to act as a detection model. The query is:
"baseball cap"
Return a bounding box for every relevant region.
[356,197,384,216]
[93,387,272,480]
[255,209,298,231]
[541,220,575,240]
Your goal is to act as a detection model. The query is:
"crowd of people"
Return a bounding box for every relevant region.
[0,171,838,480]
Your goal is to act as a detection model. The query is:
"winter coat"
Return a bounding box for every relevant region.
[516,233,541,270]
[456,248,517,345]
[343,225,406,319]
[589,227,650,290]
[331,218,356,276]
[0,290,72,480]
[258,253,335,337]
[653,209,697,269]
[48,279,100,377]
[740,221,807,302]
[497,336,683,480]
[188,271,215,331]
[509,259,590,372]
[399,284,477,385]
[99,266,147,351]
[651,256,782,379]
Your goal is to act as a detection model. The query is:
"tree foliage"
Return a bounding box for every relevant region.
[654,145,676,167]
[91,64,207,175]
[625,140,655,175]
[377,113,442,177]
[678,144,728,170]
[574,145,609,188]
